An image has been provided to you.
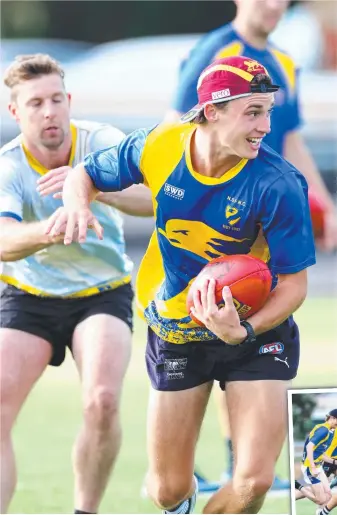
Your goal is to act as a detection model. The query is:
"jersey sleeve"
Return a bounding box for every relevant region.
[284,68,302,133]
[310,426,329,445]
[83,128,149,192]
[171,33,225,114]
[0,157,24,221]
[258,170,316,274]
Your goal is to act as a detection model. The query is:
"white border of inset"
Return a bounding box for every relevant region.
[287,387,337,515]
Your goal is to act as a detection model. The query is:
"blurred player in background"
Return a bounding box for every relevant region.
[323,423,337,490]
[294,409,337,507]
[46,56,316,514]
[165,0,337,490]
[0,54,153,514]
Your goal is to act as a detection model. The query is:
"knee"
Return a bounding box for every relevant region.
[233,468,274,499]
[321,491,332,505]
[147,473,192,509]
[83,386,120,431]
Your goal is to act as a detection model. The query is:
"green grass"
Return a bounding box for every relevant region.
[293,498,320,515]
[9,297,337,514]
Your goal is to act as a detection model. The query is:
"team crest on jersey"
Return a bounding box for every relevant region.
[225,205,241,226]
[259,342,284,355]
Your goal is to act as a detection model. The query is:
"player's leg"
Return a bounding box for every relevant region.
[301,467,332,505]
[145,328,218,512]
[295,480,323,503]
[71,287,132,513]
[213,388,233,481]
[0,329,52,513]
[203,379,288,514]
[146,382,212,511]
[0,287,60,513]
[316,493,337,515]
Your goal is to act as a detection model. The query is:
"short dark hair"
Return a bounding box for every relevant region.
[193,73,272,125]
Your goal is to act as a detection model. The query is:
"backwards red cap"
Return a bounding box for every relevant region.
[181,55,279,123]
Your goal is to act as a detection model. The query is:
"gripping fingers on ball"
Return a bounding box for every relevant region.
[222,286,234,308]
[206,279,217,308]
[192,287,203,315]
[199,278,210,309]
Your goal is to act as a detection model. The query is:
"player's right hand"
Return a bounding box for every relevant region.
[45,207,103,245]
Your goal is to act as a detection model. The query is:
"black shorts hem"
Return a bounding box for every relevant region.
[1,283,134,367]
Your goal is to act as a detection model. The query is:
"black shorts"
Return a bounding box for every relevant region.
[146,317,300,391]
[323,461,337,477]
[0,283,134,366]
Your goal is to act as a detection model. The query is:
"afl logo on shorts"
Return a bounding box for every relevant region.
[259,342,284,355]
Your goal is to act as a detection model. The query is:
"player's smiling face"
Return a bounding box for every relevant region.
[9,74,71,150]
[210,93,274,160]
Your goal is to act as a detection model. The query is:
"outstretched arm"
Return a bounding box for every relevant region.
[46,129,148,244]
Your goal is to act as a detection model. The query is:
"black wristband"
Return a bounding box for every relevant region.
[240,320,256,344]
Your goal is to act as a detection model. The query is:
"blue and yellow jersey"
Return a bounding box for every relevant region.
[325,430,337,460]
[0,120,133,297]
[84,122,316,344]
[302,423,335,467]
[172,23,300,155]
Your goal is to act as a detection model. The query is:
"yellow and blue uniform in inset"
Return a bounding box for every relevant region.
[172,23,300,155]
[0,120,133,297]
[302,423,335,467]
[325,430,337,460]
[84,122,316,344]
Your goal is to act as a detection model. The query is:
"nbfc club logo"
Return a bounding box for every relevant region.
[259,342,284,355]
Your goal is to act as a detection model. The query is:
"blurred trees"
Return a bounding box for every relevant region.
[292,394,317,440]
[1,1,236,42]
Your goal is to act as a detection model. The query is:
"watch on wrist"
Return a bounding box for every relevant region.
[240,320,256,344]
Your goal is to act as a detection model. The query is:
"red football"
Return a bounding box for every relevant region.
[308,188,325,238]
[186,255,272,326]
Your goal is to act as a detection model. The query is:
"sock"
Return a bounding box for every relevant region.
[322,507,331,515]
[74,510,96,514]
[294,480,303,490]
[225,437,233,475]
[164,498,192,514]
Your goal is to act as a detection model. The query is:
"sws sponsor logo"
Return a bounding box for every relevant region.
[259,342,284,355]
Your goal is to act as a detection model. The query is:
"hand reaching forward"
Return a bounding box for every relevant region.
[45,206,103,245]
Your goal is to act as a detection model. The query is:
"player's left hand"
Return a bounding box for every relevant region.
[190,278,246,345]
[36,166,71,198]
[319,209,337,252]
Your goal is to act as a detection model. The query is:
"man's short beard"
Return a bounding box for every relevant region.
[40,130,65,150]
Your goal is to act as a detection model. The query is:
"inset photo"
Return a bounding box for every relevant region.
[289,388,337,515]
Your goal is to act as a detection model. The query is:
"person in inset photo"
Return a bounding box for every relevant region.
[295,408,337,513]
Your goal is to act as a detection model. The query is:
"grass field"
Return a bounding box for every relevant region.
[293,496,336,515]
[8,297,337,514]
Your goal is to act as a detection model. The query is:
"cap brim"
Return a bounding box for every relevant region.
[180,104,203,124]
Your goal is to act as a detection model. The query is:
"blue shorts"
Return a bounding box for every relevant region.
[145,317,300,391]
